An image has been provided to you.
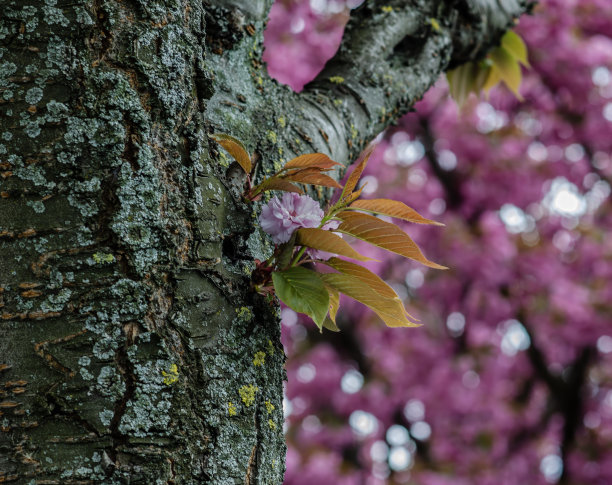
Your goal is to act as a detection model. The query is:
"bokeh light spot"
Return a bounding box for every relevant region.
[370,440,389,462]
[388,446,413,471]
[349,410,379,437]
[405,269,425,289]
[597,335,612,354]
[341,369,364,394]
[386,424,410,446]
[297,363,316,383]
[410,421,431,441]
[592,66,611,86]
[404,399,425,422]
[499,320,531,356]
[540,454,563,483]
[543,178,587,217]
[446,312,466,337]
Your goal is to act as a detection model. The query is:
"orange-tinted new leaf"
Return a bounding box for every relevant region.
[284,168,342,189]
[209,133,252,174]
[341,185,365,207]
[325,257,417,321]
[324,257,397,299]
[256,177,304,195]
[337,212,447,269]
[341,149,373,198]
[283,153,342,171]
[321,272,419,327]
[327,285,340,323]
[296,228,373,262]
[321,285,340,332]
[348,199,444,226]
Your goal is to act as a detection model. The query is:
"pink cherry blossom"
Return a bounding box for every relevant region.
[259,192,324,243]
[266,0,612,484]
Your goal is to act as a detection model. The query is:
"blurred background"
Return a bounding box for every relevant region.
[263,1,612,484]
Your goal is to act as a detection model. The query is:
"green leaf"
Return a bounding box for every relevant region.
[209,133,252,174]
[322,316,340,332]
[321,272,419,327]
[276,232,298,269]
[446,62,479,106]
[283,153,342,171]
[348,199,444,226]
[489,46,523,100]
[296,228,374,262]
[502,30,530,67]
[447,30,528,106]
[272,267,329,329]
[337,212,447,269]
[482,66,501,94]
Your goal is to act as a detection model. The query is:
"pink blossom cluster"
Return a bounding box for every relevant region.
[260,192,324,243]
[265,0,612,484]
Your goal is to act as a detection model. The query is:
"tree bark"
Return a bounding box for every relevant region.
[0,0,531,483]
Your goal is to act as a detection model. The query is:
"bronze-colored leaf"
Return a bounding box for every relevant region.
[256,177,303,195]
[324,257,397,299]
[341,149,373,198]
[209,133,252,174]
[348,199,444,225]
[337,212,447,269]
[327,284,340,323]
[341,185,365,207]
[321,285,340,332]
[284,168,342,188]
[283,153,341,171]
[324,257,417,321]
[321,273,419,327]
[296,228,373,261]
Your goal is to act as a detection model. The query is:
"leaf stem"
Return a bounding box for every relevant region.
[290,246,307,267]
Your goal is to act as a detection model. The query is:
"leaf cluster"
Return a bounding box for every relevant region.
[211,135,446,332]
[447,30,530,106]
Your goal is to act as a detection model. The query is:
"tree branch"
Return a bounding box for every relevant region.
[449,0,535,66]
[288,0,533,165]
[205,0,273,21]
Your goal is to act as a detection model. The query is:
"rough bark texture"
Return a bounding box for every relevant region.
[0,0,530,483]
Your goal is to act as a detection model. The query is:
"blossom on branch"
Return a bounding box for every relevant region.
[259,193,324,243]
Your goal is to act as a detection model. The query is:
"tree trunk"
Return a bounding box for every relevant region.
[0,0,530,483]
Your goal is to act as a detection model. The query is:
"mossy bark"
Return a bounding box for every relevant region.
[0,0,530,483]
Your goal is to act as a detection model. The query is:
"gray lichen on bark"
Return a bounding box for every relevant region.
[0,0,531,483]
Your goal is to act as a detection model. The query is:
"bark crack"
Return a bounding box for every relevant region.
[107,341,137,466]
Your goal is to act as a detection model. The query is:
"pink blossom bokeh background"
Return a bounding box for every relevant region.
[264,1,612,484]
